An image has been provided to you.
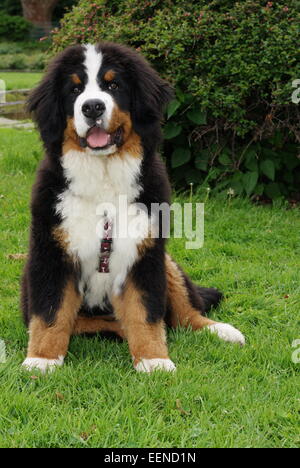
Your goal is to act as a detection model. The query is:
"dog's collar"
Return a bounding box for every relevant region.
[99,219,113,273]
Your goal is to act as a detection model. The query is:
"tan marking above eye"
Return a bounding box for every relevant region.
[71,74,82,85]
[104,70,116,82]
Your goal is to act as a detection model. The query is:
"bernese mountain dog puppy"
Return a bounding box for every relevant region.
[21,43,245,374]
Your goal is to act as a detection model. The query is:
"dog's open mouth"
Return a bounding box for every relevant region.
[80,125,123,151]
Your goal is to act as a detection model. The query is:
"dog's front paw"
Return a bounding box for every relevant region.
[207,323,245,346]
[22,356,64,374]
[135,358,177,373]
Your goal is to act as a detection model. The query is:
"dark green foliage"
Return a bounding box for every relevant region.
[0,0,78,22]
[0,0,22,16]
[53,0,79,22]
[0,14,31,41]
[53,0,300,199]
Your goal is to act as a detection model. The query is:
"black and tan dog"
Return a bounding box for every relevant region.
[21,42,245,374]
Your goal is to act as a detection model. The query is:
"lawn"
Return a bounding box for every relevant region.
[0,128,299,448]
[0,72,42,91]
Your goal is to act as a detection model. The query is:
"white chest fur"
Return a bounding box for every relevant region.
[56,150,147,309]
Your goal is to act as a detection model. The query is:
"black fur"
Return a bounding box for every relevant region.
[196,287,223,314]
[27,45,85,155]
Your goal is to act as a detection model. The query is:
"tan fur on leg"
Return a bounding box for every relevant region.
[112,280,170,367]
[165,255,215,329]
[26,281,82,360]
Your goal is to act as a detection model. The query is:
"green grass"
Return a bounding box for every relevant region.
[0,128,299,448]
[0,72,42,91]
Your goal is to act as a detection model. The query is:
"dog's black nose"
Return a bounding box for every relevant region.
[82,99,106,120]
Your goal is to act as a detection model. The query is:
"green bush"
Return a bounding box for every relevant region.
[0,40,51,55]
[0,42,49,72]
[29,53,48,71]
[0,0,78,21]
[0,14,30,41]
[53,0,79,22]
[4,54,27,70]
[0,0,22,16]
[0,53,46,71]
[0,43,24,55]
[53,0,300,199]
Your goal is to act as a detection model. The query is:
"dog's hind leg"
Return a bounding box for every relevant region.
[165,255,245,345]
[165,255,215,330]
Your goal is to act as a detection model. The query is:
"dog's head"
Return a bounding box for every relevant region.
[28,43,173,156]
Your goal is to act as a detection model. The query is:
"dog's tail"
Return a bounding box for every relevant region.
[195,286,223,315]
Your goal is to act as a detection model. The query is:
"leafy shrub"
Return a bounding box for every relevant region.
[53,0,79,22]
[0,0,22,16]
[53,0,300,199]
[0,43,24,55]
[0,42,49,71]
[0,0,78,21]
[0,40,51,54]
[0,14,30,41]
[4,54,27,70]
[0,53,46,71]
[29,54,48,71]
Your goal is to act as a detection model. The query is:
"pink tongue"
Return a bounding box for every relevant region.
[87,127,111,148]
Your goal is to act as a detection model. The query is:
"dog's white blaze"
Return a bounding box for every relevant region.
[74,44,115,140]
[207,323,245,346]
[56,150,147,308]
[135,358,177,373]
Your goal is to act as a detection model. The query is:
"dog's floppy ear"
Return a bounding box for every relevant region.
[131,54,174,124]
[27,57,65,152]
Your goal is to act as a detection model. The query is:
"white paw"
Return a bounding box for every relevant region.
[22,356,64,374]
[135,358,177,373]
[207,323,245,346]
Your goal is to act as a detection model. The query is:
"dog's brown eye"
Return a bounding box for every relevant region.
[108,82,118,91]
[72,87,82,95]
